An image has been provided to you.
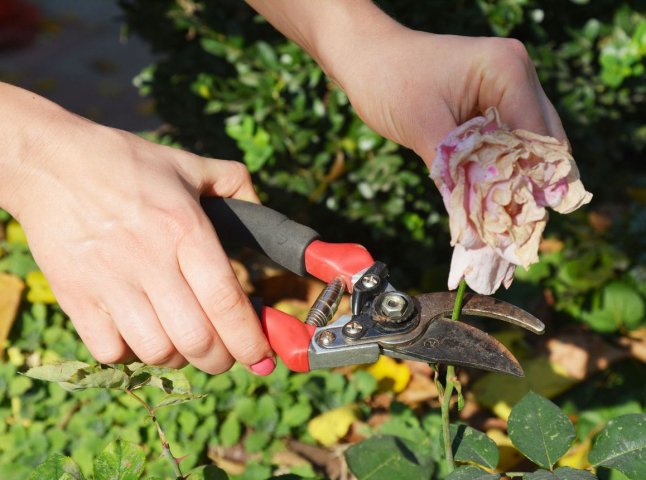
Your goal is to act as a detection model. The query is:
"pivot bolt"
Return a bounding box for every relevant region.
[317,330,336,347]
[372,292,414,327]
[381,293,407,317]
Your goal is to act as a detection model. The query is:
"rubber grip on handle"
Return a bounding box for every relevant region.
[201,197,320,276]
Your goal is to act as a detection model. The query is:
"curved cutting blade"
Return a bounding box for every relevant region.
[382,317,524,376]
[415,292,545,334]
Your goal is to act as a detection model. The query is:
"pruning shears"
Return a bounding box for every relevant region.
[202,198,544,376]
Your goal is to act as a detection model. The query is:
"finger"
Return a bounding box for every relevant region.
[177,222,276,375]
[144,268,235,375]
[199,159,260,203]
[64,301,135,364]
[498,71,570,147]
[105,286,186,368]
[478,40,554,137]
[537,90,569,145]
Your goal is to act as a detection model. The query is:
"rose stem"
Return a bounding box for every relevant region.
[126,389,185,479]
[439,279,467,473]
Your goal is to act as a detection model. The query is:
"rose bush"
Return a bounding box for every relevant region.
[430,107,592,295]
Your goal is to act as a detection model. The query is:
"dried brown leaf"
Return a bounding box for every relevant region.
[547,327,627,380]
[617,328,646,363]
[0,273,25,355]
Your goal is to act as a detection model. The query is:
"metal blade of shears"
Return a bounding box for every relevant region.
[382,317,524,376]
[379,292,544,376]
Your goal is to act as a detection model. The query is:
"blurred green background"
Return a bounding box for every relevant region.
[0,0,645,478]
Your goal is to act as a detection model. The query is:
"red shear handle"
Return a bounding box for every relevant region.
[202,198,375,287]
[260,306,316,372]
[304,240,375,291]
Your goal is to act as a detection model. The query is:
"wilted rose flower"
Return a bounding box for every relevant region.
[430,107,592,295]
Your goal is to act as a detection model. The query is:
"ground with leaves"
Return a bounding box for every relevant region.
[1,214,645,479]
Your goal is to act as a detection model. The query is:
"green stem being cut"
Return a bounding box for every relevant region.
[435,279,467,474]
[126,389,185,480]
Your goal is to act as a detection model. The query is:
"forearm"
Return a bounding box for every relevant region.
[244,0,403,88]
[0,82,84,218]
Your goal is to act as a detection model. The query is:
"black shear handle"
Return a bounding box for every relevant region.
[201,197,319,276]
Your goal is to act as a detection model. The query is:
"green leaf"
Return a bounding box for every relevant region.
[524,471,558,480]
[523,468,597,480]
[8,376,32,397]
[508,391,575,469]
[345,435,434,480]
[154,392,207,410]
[187,465,230,479]
[29,454,85,480]
[24,361,90,383]
[445,466,501,480]
[64,366,130,391]
[350,370,378,398]
[244,430,271,453]
[555,467,597,479]
[589,413,646,479]
[24,362,132,391]
[450,424,499,469]
[220,412,241,447]
[281,400,312,427]
[582,282,645,332]
[130,365,191,394]
[94,440,145,480]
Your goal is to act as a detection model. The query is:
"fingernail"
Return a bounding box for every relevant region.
[250,357,276,376]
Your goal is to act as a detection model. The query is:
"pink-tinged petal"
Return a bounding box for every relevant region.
[431,107,592,294]
[448,243,515,295]
[553,177,593,214]
[503,262,516,289]
[447,243,471,290]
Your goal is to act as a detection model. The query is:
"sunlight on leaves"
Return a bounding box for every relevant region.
[93,440,145,480]
[363,356,411,393]
[345,435,434,480]
[508,391,576,470]
[307,404,358,447]
[25,271,57,304]
[589,413,646,479]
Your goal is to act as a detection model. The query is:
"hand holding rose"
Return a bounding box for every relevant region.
[430,108,592,294]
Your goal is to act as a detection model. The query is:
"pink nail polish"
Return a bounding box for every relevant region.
[250,357,276,376]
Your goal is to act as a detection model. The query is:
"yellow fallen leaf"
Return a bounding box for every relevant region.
[558,438,592,470]
[26,271,57,304]
[6,220,28,245]
[472,357,577,420]
[0,273,25,355]
[364,356,411,393]
[486,428,524,471]
[7,347,25,366]
[307,404,358,447]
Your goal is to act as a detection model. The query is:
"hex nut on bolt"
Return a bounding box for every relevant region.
[317,330,336,347]
[381,293,407,316]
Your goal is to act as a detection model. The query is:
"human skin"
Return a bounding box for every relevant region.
[0,1,567,376]
[0,82,275,375]
[245,0,568,166]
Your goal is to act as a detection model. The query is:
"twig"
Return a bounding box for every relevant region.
[126,389,185,479]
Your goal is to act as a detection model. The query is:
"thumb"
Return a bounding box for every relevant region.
[199,158,260,203]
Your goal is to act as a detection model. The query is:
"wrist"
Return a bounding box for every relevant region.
[0,83,83,219]
[246,1,406,91]
[306,3,405,87]
[314,6,405,83]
